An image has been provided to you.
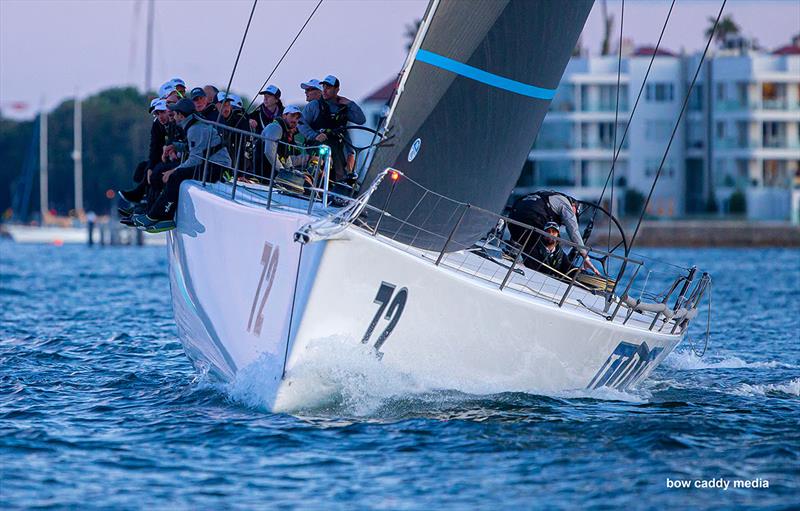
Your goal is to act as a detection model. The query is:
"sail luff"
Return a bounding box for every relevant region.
[381,0,441,133]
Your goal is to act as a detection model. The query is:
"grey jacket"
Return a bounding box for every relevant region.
[548,194,584,250]
[298,98,366,156]
[261,121,285,171]
[174,115,232,170]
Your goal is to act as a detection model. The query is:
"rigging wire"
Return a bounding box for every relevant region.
[629,0,727,249]
[222,0,259,103]
[590,0,676,225]
[247,0,324,114]
[607,0,624,253]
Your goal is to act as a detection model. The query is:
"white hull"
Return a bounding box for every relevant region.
[169,182,684,411]
[5,224,88,244]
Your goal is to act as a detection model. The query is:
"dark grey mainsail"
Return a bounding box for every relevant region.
[362,0,593,251]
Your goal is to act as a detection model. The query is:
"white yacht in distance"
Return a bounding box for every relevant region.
[166,0,712,411]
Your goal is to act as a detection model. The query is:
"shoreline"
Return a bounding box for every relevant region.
[597,220,800,248]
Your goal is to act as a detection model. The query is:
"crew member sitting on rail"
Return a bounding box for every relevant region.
[169,77,187,98]
[191,87,218,121]
[262,105,304,174]
[526,222,575,276]
[216,92,251,176]
[508,190,599,274]
[118,99,175,222]
[300,79,323,102]
[298,74,366,182]
[204,85,219,106]
[248,84,284,132]
[132,98,231,232]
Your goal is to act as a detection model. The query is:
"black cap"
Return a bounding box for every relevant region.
[190,87,206,99]
[168,98,196,116]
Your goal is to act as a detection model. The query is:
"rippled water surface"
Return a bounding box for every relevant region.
[1,241,798,509]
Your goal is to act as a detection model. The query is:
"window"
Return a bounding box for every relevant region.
[645,158,674,178]
[538,160,575,186]
[646,83,674,102]
[716,83,726,100]
[716,121,726,140]
[689,84,703,111]
[763,122,786,148]
[645,120,671,141]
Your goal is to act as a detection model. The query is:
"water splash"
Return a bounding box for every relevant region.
[733,378,800,398]
[663,349,793,371]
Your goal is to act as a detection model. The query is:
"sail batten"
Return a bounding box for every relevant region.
[414,50,556,100]
[364,0,594,250]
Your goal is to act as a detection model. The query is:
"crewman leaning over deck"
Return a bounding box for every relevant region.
[508,190,599,274]
[298,74,365,182]
[132,99,231,232]
[527,222,575,275]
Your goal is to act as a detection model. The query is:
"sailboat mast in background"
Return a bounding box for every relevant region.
[39,108,48,220]
[72,95,83,215]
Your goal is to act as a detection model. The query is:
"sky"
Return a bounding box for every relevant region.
[1,0,798,120]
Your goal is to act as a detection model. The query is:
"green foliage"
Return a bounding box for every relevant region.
[0,87,152,215]
[728,189,747,214]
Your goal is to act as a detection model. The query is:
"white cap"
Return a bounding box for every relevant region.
[170,77,186,87]
[260,84,281,97]
[151,99,168,112]
[158,82,176,98]
[283,105,302,115]
[320,74,339,87]
[300,79,322,91]
[216,92,243,109]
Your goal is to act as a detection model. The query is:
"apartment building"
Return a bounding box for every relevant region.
[358,39,800,221]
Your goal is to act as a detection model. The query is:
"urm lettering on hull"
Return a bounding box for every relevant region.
[588,341,664,390]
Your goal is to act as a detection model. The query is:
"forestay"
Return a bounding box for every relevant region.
[363,0,594,250]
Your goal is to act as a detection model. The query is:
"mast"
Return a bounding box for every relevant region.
[72,95,84,215]
[39,108,48,221]
[380,0,440,133]
[144,0,154,92]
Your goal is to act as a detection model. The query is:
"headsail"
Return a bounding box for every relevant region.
[363,0,594,250]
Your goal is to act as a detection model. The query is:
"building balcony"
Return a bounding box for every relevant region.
[580,101,630,113]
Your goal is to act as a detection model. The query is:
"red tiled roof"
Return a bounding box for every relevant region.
[772,44,800,55]
[633,46,676,57]
[364,78,399,102]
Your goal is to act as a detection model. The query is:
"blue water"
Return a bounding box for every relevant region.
[1,241,798,509]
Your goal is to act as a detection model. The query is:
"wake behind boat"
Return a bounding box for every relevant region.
[153,0,714,410]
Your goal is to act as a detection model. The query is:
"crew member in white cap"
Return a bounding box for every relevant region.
[170,78,187,98]
[262,105,304,174]
[300,79,323,103]
[118,99,174,215]
[216,92,251,173]
[248,84,284,132]
[298,74,366,181]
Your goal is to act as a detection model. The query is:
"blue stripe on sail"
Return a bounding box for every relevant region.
[415,49,556,100]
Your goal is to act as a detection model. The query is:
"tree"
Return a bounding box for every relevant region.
[728,189,746,215]
[0,87,152,216]
[404,19,421,51]
[706,15,740,46]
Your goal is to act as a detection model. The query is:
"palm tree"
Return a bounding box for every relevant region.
[706,15,740,46]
